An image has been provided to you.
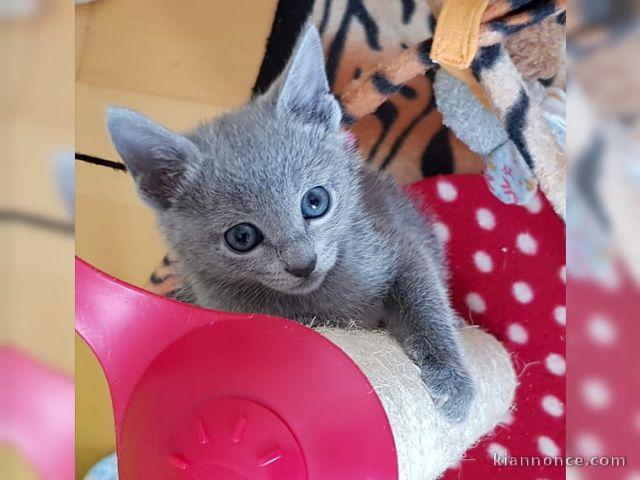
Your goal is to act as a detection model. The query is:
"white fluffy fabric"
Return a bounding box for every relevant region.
[317,325,516,480]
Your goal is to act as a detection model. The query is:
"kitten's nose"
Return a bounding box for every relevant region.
[285,256,317,278]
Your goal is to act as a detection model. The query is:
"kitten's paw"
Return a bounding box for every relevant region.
[422,364,475,423]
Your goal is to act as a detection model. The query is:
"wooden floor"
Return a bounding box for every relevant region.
[1,0,74,477]
[75,0,276,477]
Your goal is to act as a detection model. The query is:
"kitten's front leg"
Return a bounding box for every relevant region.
[385,263,475,423]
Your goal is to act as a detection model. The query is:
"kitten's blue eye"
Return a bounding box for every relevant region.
[224,223,263,252]
[301,186,331,219]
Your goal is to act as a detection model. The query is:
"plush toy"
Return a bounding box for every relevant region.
[335,0,566,217]
[433,69,565,210]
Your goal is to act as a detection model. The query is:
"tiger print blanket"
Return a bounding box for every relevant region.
[147,0,566,296]
[255,0,565,184]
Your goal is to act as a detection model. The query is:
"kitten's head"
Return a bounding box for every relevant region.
[107,25,362,297]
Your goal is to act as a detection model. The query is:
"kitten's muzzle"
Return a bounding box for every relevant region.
[285,255,317,278]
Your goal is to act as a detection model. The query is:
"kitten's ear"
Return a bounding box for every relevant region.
[106,107,201,210]
[274,24,341,130]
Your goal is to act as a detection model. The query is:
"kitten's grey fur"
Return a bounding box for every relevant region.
[107,26,474,422]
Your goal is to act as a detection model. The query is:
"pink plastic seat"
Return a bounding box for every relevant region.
[76,258,398,479]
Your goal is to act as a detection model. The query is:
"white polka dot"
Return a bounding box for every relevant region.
[582,379,611,410]
[516,232,538,255]
[545,353,566,376]
[559,266,566,284]
[507,323,528,344]
[541,395,564,417]
[575,432,603,457]
[554,306,566,326]
[437,181,458,202]
[465,293,486,314]
[476,208,496,230]
[473,251,493,273]
[487,442,509,459]
[537,436,560,457]
[512,281,534,303]
[525,194,543,214]
[432,222,450,244]
[587,315,617,346]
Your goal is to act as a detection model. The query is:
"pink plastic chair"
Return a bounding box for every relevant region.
[76,257,398,479]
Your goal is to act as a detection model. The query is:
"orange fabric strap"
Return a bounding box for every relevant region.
[431,0,490,69]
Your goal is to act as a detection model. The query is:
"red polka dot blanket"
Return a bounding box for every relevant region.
[407,175,566,480]
[568,270,640,480]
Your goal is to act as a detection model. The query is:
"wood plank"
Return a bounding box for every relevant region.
[76,161,166,285]
[78,0,276,108]
[75,3,94,78]
[75,336,116,480]
[76,81,227,161]
[1,0,74,382]
[0,224,74,374]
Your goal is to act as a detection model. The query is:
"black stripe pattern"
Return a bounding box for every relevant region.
[505,89,533,168]
[471,44,502,76]
[371,72,402,95]
[417,39,436,67]
[421,126,454,177]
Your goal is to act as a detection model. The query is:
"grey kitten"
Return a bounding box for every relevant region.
[107,25,474,422]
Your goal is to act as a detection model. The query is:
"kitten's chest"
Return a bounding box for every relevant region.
[202,272,386,327]
[284,263,391,327]
[280,287,387,328]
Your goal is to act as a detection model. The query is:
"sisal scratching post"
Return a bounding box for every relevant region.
[318,325,516,480]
